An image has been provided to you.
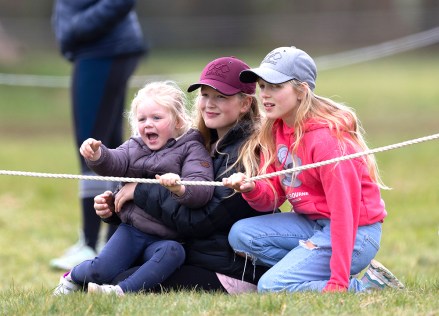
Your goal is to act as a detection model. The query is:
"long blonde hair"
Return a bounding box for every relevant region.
[238,80,387,189]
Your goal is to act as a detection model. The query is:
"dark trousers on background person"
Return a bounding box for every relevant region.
[74,54,142,251]
[50,53,143,270]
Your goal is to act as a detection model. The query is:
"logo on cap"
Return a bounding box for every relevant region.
[206,62,230,79]
[262,51,282,65]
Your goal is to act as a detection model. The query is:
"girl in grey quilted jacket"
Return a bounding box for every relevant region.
[54,81,214,295]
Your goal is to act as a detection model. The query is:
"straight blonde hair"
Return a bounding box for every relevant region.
[238,80,387,190]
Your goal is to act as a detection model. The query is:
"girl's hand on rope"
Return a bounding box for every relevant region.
[94,191,115,219]
[222,172,255,193]
[80,138,102,161]
[156,173,185,196]
[114,182,136,213]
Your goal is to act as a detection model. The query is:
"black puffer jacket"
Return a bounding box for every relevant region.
[133,119,271,282]
[52,0,146,61]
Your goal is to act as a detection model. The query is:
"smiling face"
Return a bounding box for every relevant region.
[198,86,250,138]
[257,79,301,127]
[136,99,178,150]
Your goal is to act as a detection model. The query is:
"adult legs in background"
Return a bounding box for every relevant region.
[50,54,142,270]
[228,212,381,293]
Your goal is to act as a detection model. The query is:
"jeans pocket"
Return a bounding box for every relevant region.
[366,234,380,252]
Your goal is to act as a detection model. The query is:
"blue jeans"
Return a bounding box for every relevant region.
[71,223,185,293]
[228,212,381,293]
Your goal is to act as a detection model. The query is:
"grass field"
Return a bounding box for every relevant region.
[0,48,438,315]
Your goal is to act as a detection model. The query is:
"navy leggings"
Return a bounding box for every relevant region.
[71,224,185,293]
[72,54,142,249]
[72,54,141,157]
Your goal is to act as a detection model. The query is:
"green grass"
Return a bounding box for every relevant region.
[2,289,438,315]
[0,48,438,315]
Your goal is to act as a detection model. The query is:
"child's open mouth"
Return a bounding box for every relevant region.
[147,133,159,141]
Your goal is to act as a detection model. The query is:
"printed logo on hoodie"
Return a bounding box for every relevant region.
[277,145,302,188]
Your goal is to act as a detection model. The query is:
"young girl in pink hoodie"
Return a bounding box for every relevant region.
[223,46,404,293]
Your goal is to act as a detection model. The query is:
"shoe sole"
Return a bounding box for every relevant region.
[369,259,405,289]
[87,282,100,294]
[87,282,124,296]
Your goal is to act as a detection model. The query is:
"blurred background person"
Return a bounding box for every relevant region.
[49,0,147,270]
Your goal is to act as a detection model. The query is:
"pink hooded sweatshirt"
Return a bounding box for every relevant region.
[243,118,387,291]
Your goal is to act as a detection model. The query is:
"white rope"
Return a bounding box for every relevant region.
[249,133,439,182]
[315,26,439,71]
[0,170,223,186]
[1,133,438,186]
[1,27,438,88]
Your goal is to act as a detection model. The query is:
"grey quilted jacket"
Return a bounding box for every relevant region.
[87,129,214,239]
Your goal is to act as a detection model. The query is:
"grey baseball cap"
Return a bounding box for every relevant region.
[240,46,317,91]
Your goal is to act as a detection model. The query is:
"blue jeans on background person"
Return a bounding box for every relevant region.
[70,223,185,293]
[228,212,381,293]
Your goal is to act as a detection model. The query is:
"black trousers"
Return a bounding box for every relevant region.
[72,53,142,249]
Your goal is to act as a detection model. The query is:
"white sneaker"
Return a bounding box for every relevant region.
[53,272,81,296]
[50,241,97,271]
[88,282,124,296]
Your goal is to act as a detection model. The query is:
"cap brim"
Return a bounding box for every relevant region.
[187,83,202,93]
[240,68,293,84]
[187,79,240,96]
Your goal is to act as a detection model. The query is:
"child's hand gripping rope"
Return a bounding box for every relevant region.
[156,173,186,196]
[222,172,255,193]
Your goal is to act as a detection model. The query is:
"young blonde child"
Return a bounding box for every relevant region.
[54,80,214,295]
[223,47,404,293]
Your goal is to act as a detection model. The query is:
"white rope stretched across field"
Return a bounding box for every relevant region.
[1,133,438,186]
[249,133,439,182]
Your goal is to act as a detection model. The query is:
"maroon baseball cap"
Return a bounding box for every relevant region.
[187,57,256,96]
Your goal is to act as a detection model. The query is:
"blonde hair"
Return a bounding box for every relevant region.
[128,81,191,137]
[239,80,387,190]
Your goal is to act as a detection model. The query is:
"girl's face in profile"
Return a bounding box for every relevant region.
[136,99,178,150]
[199,86,249,138]
[257,79,301,127]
